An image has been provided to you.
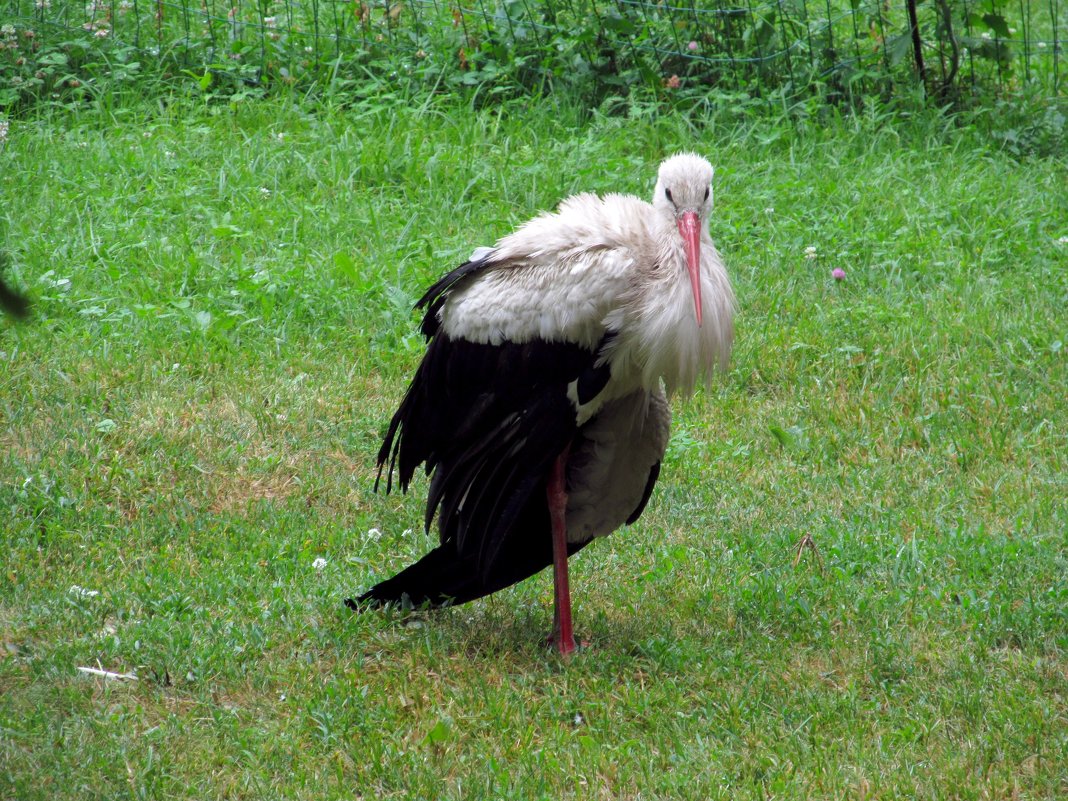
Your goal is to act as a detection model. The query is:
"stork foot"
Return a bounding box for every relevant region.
[546,630,588,656]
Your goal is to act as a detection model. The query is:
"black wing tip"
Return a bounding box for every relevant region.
[0,252,29,320]
[344,595,373,611]
[373,457,390,494]
[345,590,394,611]
[345,589,454,612]
[344,592,400,611]
[0,280,30,319]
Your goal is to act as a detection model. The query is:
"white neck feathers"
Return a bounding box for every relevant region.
[607,236,733,396]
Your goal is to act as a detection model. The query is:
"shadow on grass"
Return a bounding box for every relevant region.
[339,592,700,674]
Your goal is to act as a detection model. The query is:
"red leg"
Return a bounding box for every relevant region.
[547,444,576,656]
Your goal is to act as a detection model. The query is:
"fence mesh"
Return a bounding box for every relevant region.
[1,0,1065,105]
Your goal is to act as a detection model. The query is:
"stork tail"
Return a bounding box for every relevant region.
[347,534,588,610]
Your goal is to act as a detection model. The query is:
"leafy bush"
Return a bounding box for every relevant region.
[0,0,1063,118]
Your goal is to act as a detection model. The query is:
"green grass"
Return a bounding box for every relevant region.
[1,96,1066,799]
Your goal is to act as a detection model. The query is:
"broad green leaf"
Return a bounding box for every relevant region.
[981,13,1011,38]
[424,719,450,745]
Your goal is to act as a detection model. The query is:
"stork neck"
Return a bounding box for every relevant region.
[604,225,733,397]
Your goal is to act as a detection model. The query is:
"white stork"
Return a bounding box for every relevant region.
[348,153,734,655]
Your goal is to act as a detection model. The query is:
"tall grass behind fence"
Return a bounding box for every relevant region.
[0,0,1064,109]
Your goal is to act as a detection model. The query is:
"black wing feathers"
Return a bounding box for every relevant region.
[0,254,29,319]
[362,336,596,607]
[360,259,620,608]
[349,520,590,608]
[414,258,490,338]
[378,335,594,508]
[377,335,595,493]
[575,332,616,404]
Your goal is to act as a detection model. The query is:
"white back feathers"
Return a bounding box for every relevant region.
[440,153,734,396]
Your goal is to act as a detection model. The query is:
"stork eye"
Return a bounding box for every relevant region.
[665,188,674,203]
[703,186,710,201]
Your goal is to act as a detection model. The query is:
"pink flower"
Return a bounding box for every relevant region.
[665,74,681,89]
[832,268,846,281]
[688,41,698,51]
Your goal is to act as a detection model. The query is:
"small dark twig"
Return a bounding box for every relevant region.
[905,0,928,95]
[932,0,959,102]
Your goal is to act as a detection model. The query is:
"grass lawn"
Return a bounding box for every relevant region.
[0,95,1065,799]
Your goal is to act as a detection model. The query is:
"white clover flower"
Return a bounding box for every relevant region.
[35,0,51,8]
[0,119,8,143]
[1057,236,1068,245]
[94,27,109,37]
[366,527,382,540]
[259,186,271,197]
[69,585,100,599]
[1,24,15,36]
[40,273,72,289]
[804,245,818,260]
[312,557,327,571]
[981,31,992,40]
[164,149,175,157]
[263,15,276,27]
[764,207,774,214]
[1038,41,1047,49]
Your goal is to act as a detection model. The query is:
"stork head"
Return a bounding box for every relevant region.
[652,153,714,327]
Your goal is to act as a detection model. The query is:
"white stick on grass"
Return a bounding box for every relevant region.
[76,666,138,681]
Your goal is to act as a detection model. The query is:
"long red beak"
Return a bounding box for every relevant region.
[677,211,702,327]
